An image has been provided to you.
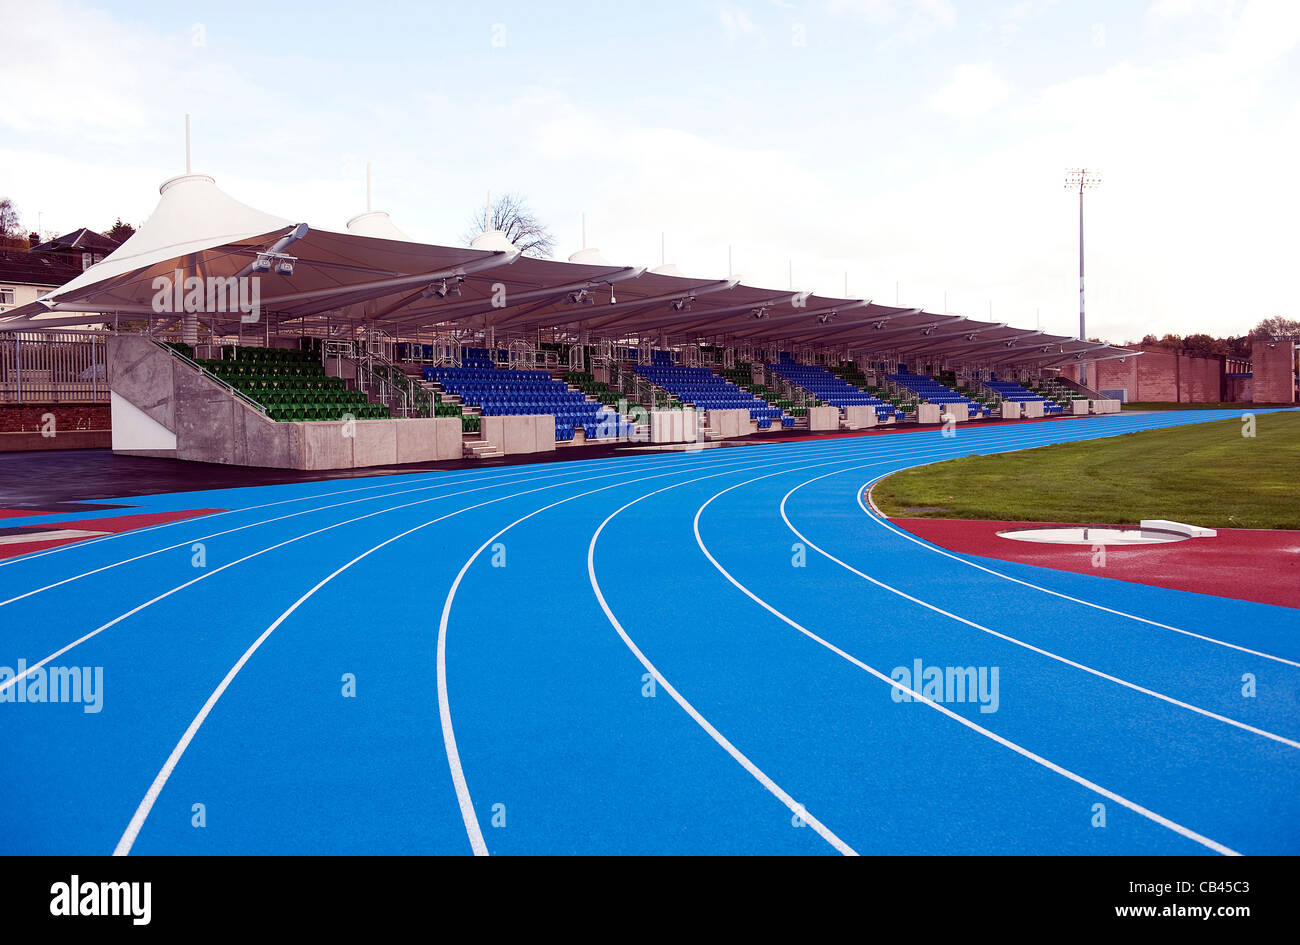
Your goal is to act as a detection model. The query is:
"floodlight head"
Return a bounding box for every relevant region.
[1064,167,1102,190]
[251,253,272,274]
[274,257,295,276]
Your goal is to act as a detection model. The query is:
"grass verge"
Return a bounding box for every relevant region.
[873,411,1300,529]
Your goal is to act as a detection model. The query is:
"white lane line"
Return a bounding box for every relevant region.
[0,453,652,608]
[435,440,910,856]
[856,470,1300,669]
[693,475,1241,857]
[105,411,1246,853]
[111,447,786,856]
[772,468,1300,750]
[588,475,862,856]
[0,404,1227,575]
[10,445,861,698]
[1,467,608,696]
[0,471,458,571]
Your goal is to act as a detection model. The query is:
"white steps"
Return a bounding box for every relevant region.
[462,437,503,459]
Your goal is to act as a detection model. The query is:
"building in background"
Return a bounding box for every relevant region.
[1087,342,1296,405]
[0,251,83,318]
[29,228,122,272]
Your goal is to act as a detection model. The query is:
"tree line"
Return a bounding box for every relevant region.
[1124,316,1300,359]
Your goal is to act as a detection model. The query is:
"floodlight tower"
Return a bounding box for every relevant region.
[1065,168,1101,340]
[1065,167,1100,382]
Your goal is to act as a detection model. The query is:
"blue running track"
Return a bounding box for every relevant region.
[0,409,1296,855]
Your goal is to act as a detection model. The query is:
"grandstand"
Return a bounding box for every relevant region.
[191,344,390,422]
[0,172,1154,468]
[767,356,904,422]
[633,359,794,431]
[981,376,1065,415]
[423,351,636,443]
[887,368,988,418]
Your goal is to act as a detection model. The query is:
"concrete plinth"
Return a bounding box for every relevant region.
[651,410,699,443]
[917,404,943,424]
[808,406,839,431]
[1000,402,1021,420]
[482,414,554,454]
[707,408,747,438]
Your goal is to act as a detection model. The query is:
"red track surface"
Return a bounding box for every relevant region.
[894,517,1300,608]
[0,508,225,560]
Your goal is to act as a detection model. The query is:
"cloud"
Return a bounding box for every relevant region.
[2,0,1294,344]
[929,64,1012,117]
[718,1,761,41]
[822,0,957,46]
[1227,0,1300,66]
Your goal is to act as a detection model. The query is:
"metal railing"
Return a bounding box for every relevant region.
[0,331,108,404]
[149,338,268,415]
[356,328,430,418]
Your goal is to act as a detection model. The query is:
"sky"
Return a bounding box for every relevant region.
[1,0,1296,343]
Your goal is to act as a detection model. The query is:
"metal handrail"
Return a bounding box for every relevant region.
[149,339,268,416]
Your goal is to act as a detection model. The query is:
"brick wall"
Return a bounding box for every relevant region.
[1251,341,1297,404]
[0,404,111,433]
[1090,346,1229,403]
[1225,375,1253,402]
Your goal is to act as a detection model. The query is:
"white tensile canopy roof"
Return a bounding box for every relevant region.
[345,210,413,242]
[0,174,1135,369]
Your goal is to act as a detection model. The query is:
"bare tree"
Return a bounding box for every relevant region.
[0,197,25,249]
[462,192,556,258]
[1250,315,1300,341]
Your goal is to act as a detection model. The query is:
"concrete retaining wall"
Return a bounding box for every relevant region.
[108,334,460,469]
[1090,399,1121,414]
[0,430,112,452]
[1070,400,1088,416]
[1024,401,1045,418]
[1000,402,1021,420]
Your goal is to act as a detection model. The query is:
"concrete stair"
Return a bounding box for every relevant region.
[462,437,504,459]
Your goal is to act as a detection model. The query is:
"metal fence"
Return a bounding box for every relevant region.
[0,331,108,404]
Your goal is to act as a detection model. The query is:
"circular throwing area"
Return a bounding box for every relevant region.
[996,525,1190,545]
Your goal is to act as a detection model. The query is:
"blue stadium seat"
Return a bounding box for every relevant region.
[422,362,634,439]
